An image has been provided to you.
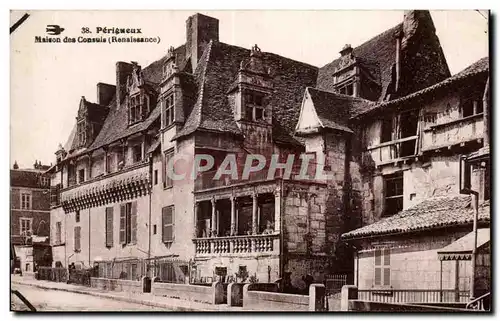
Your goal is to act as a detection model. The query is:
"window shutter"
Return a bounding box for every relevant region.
[383,268,391,286]
[162,206,174,243]
[374,249,381,266]
[383,249,391,265]
[105,207,114,247]
[74,226,81,251]
[119,204,126,244]
[131,202,137,244]
[374,267,381,286]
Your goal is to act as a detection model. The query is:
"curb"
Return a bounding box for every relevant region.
[11,280,217,312]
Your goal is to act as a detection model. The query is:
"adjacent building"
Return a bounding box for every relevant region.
[46,10,489,292]
[11,161,52,273]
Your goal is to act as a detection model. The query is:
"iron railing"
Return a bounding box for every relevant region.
[358,289,470,303]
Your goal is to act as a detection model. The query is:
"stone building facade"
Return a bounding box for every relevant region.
[47,11,488,290]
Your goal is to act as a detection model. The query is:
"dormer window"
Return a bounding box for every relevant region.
[77,119,86,147]
[129,94,142,125]
[244,91,265,121]
[162,93,175,128]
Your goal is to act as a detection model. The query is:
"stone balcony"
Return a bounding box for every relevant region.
[193,233,280,257]
[60,160,151,213]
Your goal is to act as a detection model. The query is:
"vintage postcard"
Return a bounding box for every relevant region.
[10,10,490,312]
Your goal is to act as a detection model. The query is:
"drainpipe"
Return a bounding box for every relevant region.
[88,208,91,267]
[482,77,490,147]
[395,30,402,92]
[148,154,153,277]
[459,155,479,301]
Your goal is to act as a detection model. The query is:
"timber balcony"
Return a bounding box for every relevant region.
[365,135,418,167]
[60,160,151,213]
[194,233,279,257]
[421,114,484,152]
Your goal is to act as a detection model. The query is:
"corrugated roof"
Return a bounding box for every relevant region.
[342,195,490,239]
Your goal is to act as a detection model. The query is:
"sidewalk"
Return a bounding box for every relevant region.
[11,275,243,312]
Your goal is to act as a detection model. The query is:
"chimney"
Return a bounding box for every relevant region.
[97,83,116,106]
[186,13,219,72]
[115,61,134,109]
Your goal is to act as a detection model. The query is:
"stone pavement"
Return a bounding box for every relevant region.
[11,275,244,312]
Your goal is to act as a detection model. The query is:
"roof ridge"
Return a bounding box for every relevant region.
[307,86,374,103]
[217,41,319,70]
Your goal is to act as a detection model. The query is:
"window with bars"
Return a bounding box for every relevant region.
[374,248,391,287]
[119,202,137,245]
[163,149,174,188]
[20,192,31,210]
[384,173,403,217]
[105,207,114,247]
[162,93,175,128]
[162,206,174,243]
[74,226,81,252]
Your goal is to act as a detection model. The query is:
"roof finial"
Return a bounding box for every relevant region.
[13,161,19,170]
[251,44,262,56]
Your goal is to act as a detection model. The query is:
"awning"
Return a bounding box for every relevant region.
[438,228,490,261]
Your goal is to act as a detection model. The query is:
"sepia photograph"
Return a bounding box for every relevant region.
[9,9,490,312]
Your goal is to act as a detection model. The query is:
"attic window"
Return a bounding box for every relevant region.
[129,94,143,125]
[244,92,265,121]
[162,93,175,128]
[77,119,86,147]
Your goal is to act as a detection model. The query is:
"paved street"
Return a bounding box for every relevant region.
[11,283,170,312]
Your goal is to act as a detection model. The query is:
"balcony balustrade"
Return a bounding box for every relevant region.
[193,233,279,257]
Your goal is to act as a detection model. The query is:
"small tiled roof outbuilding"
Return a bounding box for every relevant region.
[341,195,490,240]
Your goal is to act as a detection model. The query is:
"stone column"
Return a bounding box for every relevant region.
[274,186,281,232]
[230,195,236,236]
[193,202,199,238]
[211,197,217,237]
[252,193,258,235]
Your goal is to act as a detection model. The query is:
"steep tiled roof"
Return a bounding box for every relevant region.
[342,195,490,239]
[11,169,48,188]
[352,57,489,118]
[306,87,372,133]
[173,41,319,144]
[317,24,402,102]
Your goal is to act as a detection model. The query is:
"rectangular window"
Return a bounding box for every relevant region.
[163,150,174,188]
[119,202,137,245]
[153,224,157,235]
[74,226,81,252]
[40,176,50,186]
[244,91,265,121]
[162,206,174,243]
[20,218,32,236]
[78,169,85,183]
[75,210,80,223]
[384,173,403,217]
[77,120,86,146]
[56,222,62,244]
[154,170,158,185]
[129,95,142,124]
[20,192,32,210]
[105,207,114,247]
[132,144,142,163]
[163,93,175,128]
[106,153,113,173]
[381,117,393,143]
[374,248,391,286]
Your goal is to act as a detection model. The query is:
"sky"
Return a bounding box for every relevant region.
[10,10,489,169]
